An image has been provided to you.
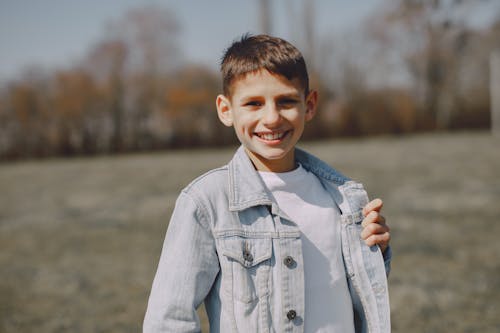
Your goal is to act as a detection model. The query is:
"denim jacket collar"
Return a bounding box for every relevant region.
[228,145,350,213]
[228,146,274,212]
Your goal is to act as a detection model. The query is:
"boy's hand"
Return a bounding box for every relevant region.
[361,198,390,253]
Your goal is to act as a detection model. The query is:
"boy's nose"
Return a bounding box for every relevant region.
[262,105,281,126]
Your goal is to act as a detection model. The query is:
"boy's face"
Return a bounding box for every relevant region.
[216,70,317,172]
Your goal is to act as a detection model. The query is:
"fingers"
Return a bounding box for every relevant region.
[361,210,386,228]
[360,201,391,253]
[362,198,383,216]
[361,218,389,240]
[363,232,391,252]
[361,213,390,253]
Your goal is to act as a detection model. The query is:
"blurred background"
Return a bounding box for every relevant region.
[1,0,499,158]
[0,0,499,332]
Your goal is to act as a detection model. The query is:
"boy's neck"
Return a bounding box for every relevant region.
[244,147,296,173]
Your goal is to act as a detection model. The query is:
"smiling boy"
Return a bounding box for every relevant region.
[216,67,314,173]
[144,34,391,332]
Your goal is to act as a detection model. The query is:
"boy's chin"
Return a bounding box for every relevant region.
[244,147,296,170]
[246,147,289,160]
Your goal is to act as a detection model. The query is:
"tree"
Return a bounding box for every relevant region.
[85,40,127,152]
[106,5,181,150]
[51,69,105,155]
[367,0,497,129]
[83,5,182,151]
[5,69,52,157]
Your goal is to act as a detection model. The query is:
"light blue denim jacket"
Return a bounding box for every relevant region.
[144,146,391,333]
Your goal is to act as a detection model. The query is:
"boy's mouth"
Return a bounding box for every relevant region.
[255,130,290,141]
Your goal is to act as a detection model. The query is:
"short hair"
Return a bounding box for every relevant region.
[220,34,309,96]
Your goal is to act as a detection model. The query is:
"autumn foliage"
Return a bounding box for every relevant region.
[0,2,498,160]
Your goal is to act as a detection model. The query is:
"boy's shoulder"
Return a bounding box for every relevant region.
[183,165,229,197]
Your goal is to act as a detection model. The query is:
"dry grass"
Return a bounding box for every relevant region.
[1,131,499,332]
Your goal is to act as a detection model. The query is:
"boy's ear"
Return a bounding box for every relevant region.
[216,94,233,127]
[305,90,318,122]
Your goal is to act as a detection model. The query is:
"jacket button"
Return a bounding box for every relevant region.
[283,256,295,268]
[243,250,253,263]
[286,309,297,320]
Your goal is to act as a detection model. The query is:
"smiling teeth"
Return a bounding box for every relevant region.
[259,132,285,140]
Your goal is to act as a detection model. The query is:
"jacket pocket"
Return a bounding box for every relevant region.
[219,235,272,304]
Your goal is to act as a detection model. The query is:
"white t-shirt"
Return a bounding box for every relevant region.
[259,164,355,333]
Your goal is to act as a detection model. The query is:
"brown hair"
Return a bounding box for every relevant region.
[220,34,309,96]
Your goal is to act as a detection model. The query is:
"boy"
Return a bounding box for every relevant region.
[144,34,391,333]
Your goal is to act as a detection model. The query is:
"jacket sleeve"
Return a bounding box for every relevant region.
[143,191,219,332]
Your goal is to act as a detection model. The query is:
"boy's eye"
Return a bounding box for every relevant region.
[244,101,262,107]
[278,99,298,107]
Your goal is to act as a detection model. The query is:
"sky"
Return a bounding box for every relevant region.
[1,0,499,83]
[0,0,384,82]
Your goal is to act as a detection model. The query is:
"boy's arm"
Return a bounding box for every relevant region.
[143,191,219,333]
[360,198,392,275]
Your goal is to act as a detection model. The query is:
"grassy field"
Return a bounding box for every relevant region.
[0,131,499,332]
